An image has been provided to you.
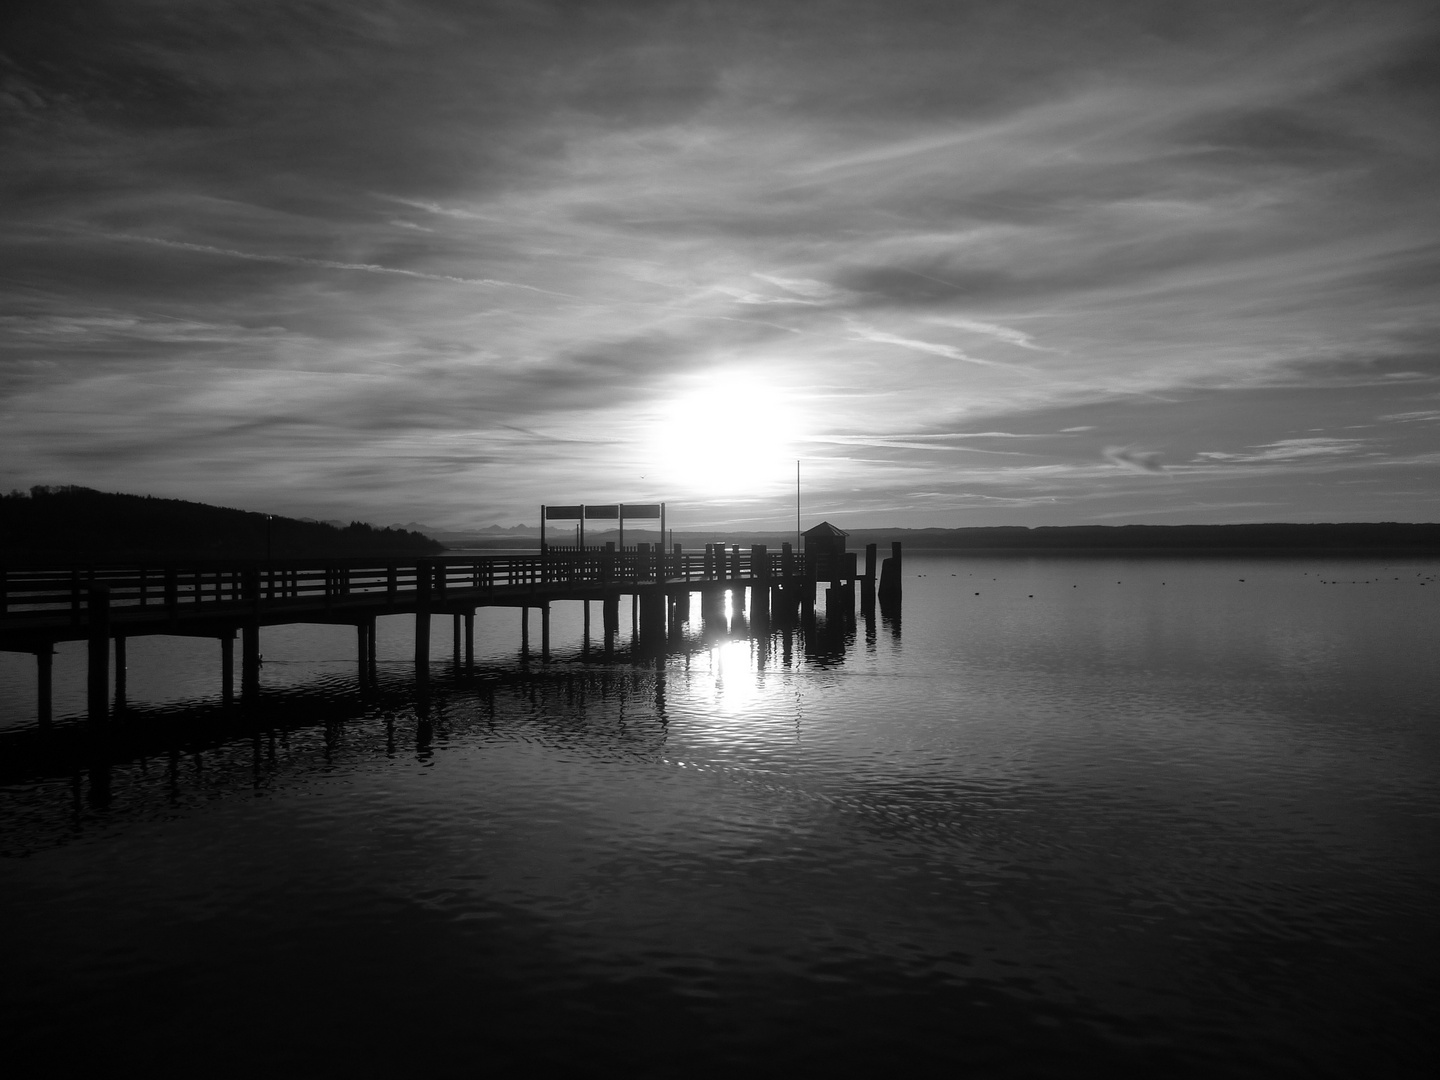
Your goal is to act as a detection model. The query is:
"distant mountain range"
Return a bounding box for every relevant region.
[4,488,1432,561]
[438,522,1440,553]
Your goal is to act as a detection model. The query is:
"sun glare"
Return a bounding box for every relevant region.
[650,378,801,498]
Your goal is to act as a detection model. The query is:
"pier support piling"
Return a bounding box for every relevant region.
[36,646,53,726]
[87,585,110,724]
[241,622,261,703]
[357,621,370,688]
[415,559,432,684]
[221,633,234,706]
[113,635,127,709]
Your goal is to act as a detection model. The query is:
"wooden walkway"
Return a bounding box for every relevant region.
[2,542,887,725]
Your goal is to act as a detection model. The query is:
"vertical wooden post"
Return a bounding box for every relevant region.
[865,543,878,580]
[878,541,903,603]
[87,585,110,723]
[453,612,462,668]
[415,559,432,683]
[464,611,475,671]
[221,633,234,707]
[241,622,261,703]
[751,546,769,623]
[541,603,551,661]
[36,646,53,727]
[367,618,378,683]
[357,621,370,687]
[583,600,591,655]
[114,635,127,708]
[521,605,530,658]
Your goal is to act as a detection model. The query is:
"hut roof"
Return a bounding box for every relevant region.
[802,521,849,539]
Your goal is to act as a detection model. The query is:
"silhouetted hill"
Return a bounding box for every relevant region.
[0,486,443,562]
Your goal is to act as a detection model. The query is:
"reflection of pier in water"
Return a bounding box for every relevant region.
[0,581,901,823]
[1,534,902,727]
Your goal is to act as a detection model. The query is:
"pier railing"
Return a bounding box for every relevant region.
[0,546,853,624]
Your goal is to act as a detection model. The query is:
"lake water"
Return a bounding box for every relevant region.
[3,553,1438,1076]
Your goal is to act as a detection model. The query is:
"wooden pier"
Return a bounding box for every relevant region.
[1,540,896,726]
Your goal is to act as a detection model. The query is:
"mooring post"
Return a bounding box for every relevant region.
[878,541,903,603]
[583,600,591,655]
[521,605,530,659]
[221,632,234,706]
[464,611,474,672]
[541,602,551,661]
[36,646,53,727]
[452,612,462,669]
[87,585,110,724]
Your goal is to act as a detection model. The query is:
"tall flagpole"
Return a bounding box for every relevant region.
[796,459,801,550]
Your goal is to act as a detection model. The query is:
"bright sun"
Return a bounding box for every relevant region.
[649,378,800,498]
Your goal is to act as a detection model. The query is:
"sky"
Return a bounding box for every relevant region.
[3,0,1439,531]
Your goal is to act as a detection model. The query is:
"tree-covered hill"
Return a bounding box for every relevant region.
[1,486,443,562]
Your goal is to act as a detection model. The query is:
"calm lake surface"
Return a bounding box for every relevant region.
[3,553,1438,1076]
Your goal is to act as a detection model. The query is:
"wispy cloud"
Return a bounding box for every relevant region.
[1195,438,1369,464]
[843,321,1008,367]
[109,235,577,297]
[1104,446,1166,473]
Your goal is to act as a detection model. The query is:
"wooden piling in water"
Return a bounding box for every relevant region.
[221,633,234,706]
[36,646,53,726]
[87,585,109,724]
[241,622,260,702]
[878,541,903,603]
[114,635,127,708]
[415,559,432,681]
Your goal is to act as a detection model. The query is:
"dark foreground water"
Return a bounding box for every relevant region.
[3,554,1438,1077]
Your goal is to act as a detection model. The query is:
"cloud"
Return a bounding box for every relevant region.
[1194,438,1368,464]
[843,321,1008,367]
[109,234,579,296]
[1104,446,1166,472]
